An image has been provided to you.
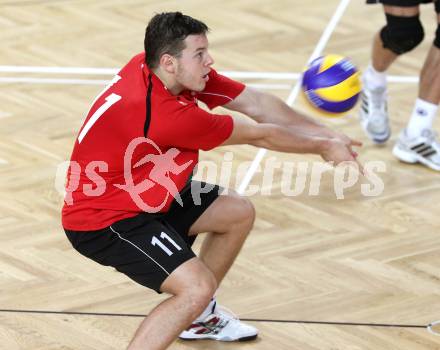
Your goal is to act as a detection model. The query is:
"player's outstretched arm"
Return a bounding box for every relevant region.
[224,86,362,146]
[221,116,362,170]
[224,86,320,127]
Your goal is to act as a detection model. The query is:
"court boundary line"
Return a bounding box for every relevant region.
[237,0,352,194]
[0,65,420,84]
[0,76,419,86]
[0,308,426,329]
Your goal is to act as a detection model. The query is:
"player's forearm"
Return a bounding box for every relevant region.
[261,94,346,141]
[253,124,328,155]
[252,92,330,132]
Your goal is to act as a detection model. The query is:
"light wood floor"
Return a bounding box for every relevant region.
[1,0,440,349]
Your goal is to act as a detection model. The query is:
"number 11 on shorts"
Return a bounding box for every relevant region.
[151,232,183,256]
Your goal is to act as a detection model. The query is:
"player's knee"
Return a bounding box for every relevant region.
[242,197,256,229]
[228,192,256,229]
[380,13,424,54]
[184,271,217,315]
[434,23,440,49]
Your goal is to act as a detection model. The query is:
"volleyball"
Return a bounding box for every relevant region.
[301,54,361,115]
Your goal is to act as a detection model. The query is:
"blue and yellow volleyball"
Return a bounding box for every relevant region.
[301,55,361,115]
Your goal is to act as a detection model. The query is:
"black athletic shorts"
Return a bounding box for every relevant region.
[367,0,440,13]
[64,181,221,293]
[367,0,438,7]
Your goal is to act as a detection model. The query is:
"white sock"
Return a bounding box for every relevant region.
[195,297,217,322]
[363,63,387,91]
[406,98,438,138]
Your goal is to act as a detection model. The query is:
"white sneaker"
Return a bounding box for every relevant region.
[179,304,258,342]
[392,129,440,171]
[359,83,391,144]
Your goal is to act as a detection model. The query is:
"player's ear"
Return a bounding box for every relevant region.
[159,54,176,74]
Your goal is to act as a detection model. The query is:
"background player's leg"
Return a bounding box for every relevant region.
[371,30,398,72]
[419,44,440,104]
[371,5,420,71]
[416,11,440,106]
[404,42,440,138]
[127,258,217,350]
[188,191,255,284]
[360,5,420,144]
[392,11,440,171]
[405,11,440,137]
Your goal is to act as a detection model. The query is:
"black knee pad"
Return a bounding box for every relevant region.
[434,23,440,49]
[380,14,425,55]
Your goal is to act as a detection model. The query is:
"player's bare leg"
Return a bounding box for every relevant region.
[127,258,217,350]
[371,5,419,71]
[393,13,440,171]
[126,191,256,349]
[360,5,419,143]
[418,43,440,103]
[177,190,258,342]
[419,14,440,104]
[189,191,256,284]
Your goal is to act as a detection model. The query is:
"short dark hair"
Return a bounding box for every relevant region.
[144,12,209,69]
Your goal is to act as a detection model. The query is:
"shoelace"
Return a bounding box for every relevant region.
[213,304,239,321]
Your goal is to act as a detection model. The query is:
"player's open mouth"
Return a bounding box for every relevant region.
[203,73,209,81]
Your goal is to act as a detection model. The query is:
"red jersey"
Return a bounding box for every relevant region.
[62,53,245,231]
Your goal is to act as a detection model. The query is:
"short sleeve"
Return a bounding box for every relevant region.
[151,102,234,151]
[195,69,245,110]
